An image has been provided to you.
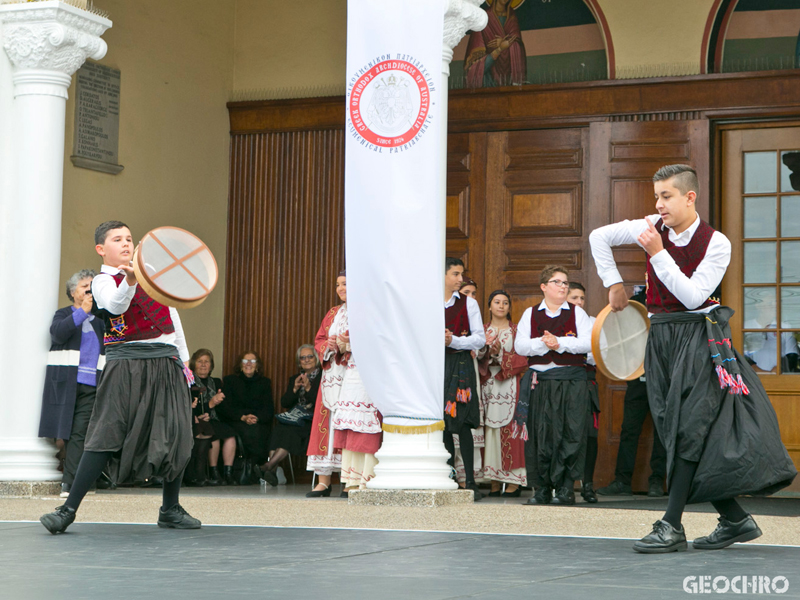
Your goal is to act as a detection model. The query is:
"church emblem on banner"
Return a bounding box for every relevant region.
[348,57,434,151]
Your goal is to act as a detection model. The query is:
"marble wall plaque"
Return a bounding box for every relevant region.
[70,61,124,174]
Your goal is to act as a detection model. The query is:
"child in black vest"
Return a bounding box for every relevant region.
[515,265,593,505]
[40,220,200,534]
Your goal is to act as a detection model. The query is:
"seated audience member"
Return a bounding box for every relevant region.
[260,344,322,486]
[38,270,107,498]
[219,351,274,484]
[187,349,237,486]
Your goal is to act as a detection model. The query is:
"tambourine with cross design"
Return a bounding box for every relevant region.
[132,227,218,309]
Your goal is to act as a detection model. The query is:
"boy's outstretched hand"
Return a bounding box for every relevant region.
[118,264,137,286]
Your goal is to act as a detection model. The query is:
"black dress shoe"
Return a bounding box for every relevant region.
[340,490,349,499]
[487,490,502,497]
[648,481,665,497]
[465,482,483,502]
[551,487,576,505]
[158,504,201,529]
[524,486,552,505]
[501,487,521,498]
[597,480,632,496]
[306,484,331,498]
[40,505,76,534]
[581,482,598,503]
[633,520,687,553]
[692,515,762,550]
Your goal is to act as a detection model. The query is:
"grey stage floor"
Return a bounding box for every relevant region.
[2,522,799,600]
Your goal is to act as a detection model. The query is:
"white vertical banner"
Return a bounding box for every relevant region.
[345,0,446,431]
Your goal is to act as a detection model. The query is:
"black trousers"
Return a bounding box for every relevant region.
[613,378,666,486]
[63,384,97,486]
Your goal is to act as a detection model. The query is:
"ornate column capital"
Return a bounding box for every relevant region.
[442,0,487,73]
[0,0,111,97]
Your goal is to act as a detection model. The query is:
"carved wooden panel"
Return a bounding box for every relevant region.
[506,185,582,237]
[611,179,657,222]
[587,119,710,490]
[484,128,588,324]
[446,132,486,306]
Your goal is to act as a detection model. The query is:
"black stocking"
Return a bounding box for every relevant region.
[443,431,455,467]
[458,425,475,485]
[584,437,598,484]
[711,498,747,523]
[662,456,698,529]
[65,450,112,511]
[162,474,183,510]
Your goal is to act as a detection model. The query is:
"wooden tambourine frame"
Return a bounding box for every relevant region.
[591,300,650,381]
[133,226,218,309]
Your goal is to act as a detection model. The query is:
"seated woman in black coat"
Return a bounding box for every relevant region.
[186,349,238,486]
[218,351,273,479]
[260,344,322,486]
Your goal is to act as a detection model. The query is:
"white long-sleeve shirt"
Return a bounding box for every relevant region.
[93,264,190,361]
[515,301,593,371]
[589,214,731,313]
[445,291,486,352]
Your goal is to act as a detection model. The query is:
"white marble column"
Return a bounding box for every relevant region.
[366,0,487,492]
[0,1,110,484]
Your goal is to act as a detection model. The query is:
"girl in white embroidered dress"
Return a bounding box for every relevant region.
[478,291,528,495]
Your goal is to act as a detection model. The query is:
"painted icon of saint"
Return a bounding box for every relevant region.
[464,0,527,88]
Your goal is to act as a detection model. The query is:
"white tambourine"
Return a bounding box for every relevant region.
[591,300,650,381]
[132,226,218,309]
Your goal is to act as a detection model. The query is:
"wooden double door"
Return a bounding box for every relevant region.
[446,121,710,490]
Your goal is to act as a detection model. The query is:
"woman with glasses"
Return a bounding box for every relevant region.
[259,345,322,486]
[218,351,273,483]
[477,290,528,497]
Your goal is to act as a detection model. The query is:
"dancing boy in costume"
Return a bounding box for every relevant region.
[590,164,796,553]
[516,266,592,506]
[41,221,199,533]
[566,282,600,504]
[444,257,486,501]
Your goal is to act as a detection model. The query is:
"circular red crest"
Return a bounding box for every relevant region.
[349,60,431,149]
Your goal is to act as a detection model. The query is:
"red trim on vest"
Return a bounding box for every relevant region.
[528,304,586,366]
[445,294,471,355]
[104,273,175,345]
[646,218,721,313]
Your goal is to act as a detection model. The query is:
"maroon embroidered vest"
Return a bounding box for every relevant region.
[445,294,471,355]
[102,273,175,345]
[528,304,586,366]
[646,218,721,313]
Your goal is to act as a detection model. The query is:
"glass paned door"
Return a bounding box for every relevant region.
[741,148,800,374]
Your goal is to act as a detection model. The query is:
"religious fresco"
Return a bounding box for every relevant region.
[449,0,607,89]
[721,0,800,72]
